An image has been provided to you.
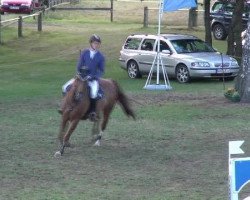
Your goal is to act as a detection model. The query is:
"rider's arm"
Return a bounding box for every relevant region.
[76,50,87,74]
[96,53,105,78]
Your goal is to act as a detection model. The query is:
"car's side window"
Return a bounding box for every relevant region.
[171,40,188,53]
[141,39,155,51]
[124,38,142,50]
[211,2,223,12]
[156,41,171,52]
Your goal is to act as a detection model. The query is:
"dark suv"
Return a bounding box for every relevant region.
[210,0,250,40]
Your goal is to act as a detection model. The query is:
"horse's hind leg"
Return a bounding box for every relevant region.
[101,106,114,132]
[91,119,102,146]
[91,107,113,146]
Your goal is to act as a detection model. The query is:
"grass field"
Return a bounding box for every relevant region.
[1,1,250,200]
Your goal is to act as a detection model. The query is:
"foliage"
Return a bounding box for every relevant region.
[224,87,241,102]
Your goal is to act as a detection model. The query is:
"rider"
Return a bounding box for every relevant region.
[61,34,105,120]
[76,34,105,121]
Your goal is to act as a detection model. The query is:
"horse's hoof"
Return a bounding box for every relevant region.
[54,151,62,158]
[94,140,100,146]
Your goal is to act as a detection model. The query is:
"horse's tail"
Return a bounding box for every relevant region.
[113,80,136,120]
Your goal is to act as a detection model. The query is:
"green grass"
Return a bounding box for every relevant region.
[1,2,250,200]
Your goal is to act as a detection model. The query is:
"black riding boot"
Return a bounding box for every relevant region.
[89,98,97,122]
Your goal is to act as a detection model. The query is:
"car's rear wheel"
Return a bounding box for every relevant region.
[213,24,227,40]
[176,64,190,83]
[127,60,141,79]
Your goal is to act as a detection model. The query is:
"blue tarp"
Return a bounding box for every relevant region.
[163,0,197,12]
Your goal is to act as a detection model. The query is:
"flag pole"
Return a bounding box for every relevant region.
[156,0,163,85]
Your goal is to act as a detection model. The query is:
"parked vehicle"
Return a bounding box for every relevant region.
[0,0,43,14]
[119,34,239,83]
[210,0,250,40]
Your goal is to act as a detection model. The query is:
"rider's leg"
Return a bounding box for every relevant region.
[62,78,75,96]
[88,80,99,121]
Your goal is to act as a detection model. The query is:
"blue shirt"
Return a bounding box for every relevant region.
[77,48,105,79]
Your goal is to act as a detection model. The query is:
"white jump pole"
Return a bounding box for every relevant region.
[143,0,172,91]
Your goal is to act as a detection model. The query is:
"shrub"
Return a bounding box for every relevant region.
[224,87,241,102]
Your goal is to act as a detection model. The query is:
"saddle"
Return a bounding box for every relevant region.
[74,84,104,121]
[74,85,104,102]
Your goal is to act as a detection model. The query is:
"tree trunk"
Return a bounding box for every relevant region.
[204,0,212,45]
[235,21,250,102]
[188,0,198,29]
[227,0,244,57]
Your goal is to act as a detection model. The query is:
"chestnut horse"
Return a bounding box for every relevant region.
[54,75,135,157]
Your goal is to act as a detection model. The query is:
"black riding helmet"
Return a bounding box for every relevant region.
[89,34,101,43]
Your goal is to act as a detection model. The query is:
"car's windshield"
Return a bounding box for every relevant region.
[212,2,250,15]
[170,39,216,54]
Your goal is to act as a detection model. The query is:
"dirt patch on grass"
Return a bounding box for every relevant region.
[129,92,237,108]
[128,91,250,112]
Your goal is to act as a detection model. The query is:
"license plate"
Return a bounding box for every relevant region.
[217,69,230,73]
[10,6,19,10]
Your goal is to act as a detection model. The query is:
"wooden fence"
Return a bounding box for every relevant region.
[0,0,114,45]
[0,12,44,45]
[51,0,114,22]
[0,0,71,45]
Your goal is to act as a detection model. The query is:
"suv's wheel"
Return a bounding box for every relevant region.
[127,60,141,79]
[176,64,190,83]
[213,24,227,40]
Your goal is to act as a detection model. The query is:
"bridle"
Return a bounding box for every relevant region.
[74,74,90,102]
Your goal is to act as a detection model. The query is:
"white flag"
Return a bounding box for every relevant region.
[229,141,245,155]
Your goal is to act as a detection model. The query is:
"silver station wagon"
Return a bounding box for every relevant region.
[118,34,240,83]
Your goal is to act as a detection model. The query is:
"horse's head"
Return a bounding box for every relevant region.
[72,74,90,102]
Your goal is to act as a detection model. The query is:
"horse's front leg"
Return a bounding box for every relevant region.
[91,117,102,146]
[55,119,80,157]
[58,113,69,144]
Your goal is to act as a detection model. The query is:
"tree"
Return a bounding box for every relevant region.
[203,0,212,45]
[188,0,198,29]
[226,0,244,57]
[235,25,250,102]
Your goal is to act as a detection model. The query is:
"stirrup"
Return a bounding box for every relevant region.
[89,112,98,122]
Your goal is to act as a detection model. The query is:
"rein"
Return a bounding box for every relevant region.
[75,73,90,82]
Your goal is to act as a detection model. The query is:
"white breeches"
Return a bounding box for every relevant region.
[88,80,99,99]
[62,78,99,99]
[62,78,75,93]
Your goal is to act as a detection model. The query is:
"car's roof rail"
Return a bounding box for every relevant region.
[161,33,198,38]
[129,33,152,37]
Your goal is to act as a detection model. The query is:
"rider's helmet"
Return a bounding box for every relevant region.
[89,34,101,44]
